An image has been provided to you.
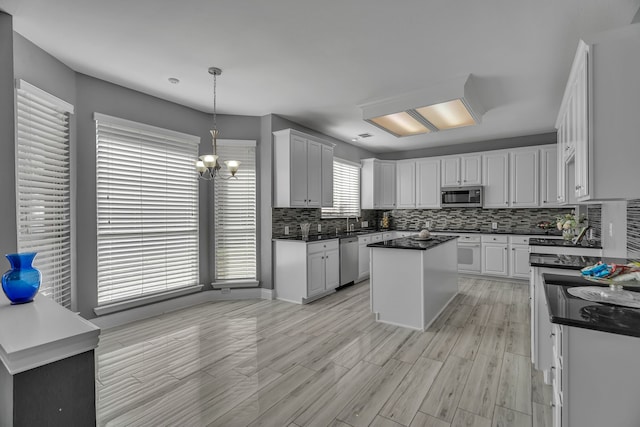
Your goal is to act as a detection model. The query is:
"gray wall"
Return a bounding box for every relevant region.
[0,13,17,266]
[74,74,260,318]
[377,132,556,160]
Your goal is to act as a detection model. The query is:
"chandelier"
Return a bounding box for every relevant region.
[196,67,240,180]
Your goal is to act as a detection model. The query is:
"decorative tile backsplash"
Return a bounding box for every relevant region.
[587,204,602,239]
[628,200,640,257]
[389,207,572,231]
[272,208,380,237]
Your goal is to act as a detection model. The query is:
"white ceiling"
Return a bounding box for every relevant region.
[1,0,639,153]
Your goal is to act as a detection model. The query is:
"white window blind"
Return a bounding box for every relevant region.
[15,80,74,308]
[214,140,257,281]
[321,159,361,218]
[95,113,200,305]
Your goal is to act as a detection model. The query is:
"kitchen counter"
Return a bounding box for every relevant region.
[272,228,389,242]
[367,236,458,251]
[426,228,562,236]
[529,253,632,270]
[543,273,640,338]
[530,237,602,249]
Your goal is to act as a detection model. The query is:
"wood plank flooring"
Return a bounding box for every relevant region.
[95,277,553,427]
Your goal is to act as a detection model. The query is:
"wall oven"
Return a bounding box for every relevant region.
[441,186,483,208]
[457,235,481,273]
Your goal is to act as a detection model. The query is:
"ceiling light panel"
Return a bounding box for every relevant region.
[416,99,477,130]
[369,112,431,137]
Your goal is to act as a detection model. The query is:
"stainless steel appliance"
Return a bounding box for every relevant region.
[340,236,359,286]
[457,235,481,273]
[441,186,483,208]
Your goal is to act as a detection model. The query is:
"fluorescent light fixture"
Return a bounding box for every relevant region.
[370,112,431,137]
[416,99,476,130]
[360,75,485,138]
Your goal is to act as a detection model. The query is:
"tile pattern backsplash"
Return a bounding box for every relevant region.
[389,207,572,231]
[272,208,380,237]
[587,204,602,239]
[628,200,640,257]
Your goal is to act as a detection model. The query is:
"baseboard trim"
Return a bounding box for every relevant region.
[91,287,271,330]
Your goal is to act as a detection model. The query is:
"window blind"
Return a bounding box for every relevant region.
[95,113,200,305]
[214,140,257,281]
[321,159,361,218]
[15,80,74,308]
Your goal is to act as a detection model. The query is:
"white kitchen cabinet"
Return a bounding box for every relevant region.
[441,154,481,186]
[482,151,509,208]
[361,159,396,209]
[441,157,460,186]
[461,154,482,185]
[540,145,559,206]
[416,158,441,209]
[357,233,382,282]
[510,148,539,207]
[396,160,416,209]
[508,236,531,279]
[321,144,333,207]
[273,129,335,208]
[273,239,339,303]
[556,26,640,202]
[481,235,508,276]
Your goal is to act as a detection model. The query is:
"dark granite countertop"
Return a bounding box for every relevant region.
[367,236,458,251]
[426,228,562,236]
[272,228,388,242]
[543,273,640,338]
[529,253,631,270]
[530,237,602,249]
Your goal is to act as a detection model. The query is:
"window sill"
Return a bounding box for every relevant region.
[212,280,260,289]
[93,285,204,316]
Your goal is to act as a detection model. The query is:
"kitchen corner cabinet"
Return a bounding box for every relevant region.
[556,25,640,202]
[396,160,416,209]
[441,154,481,187]
[274,239,339,304]
[272,129,335,208]
[361,159,396,209]
[482,151,509,208]
[510,148,539,207]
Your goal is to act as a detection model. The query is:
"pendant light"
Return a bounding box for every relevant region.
[196,67,240,180]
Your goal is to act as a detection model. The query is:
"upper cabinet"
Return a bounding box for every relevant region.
[482,151,509,208]
[361,159,396,209]
[510,148,539,208]
[273,129,335,208]
[556,25,640,202]
[416,158,441,209]
[396,160,416,209]
[540,146,559,207]
[441,154,482,186]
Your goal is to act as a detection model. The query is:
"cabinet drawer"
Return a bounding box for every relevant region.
[308,239,338,254]
[371,233,383,242]
[481,235,508,244]
[382,232,393,241]
[509,236,531,245]
[458,235,481,243]
[358,236,370,244]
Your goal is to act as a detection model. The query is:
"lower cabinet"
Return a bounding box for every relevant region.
[481,235,508,276]
[509,236,531,279]
[357,232,396,282]
[274,239,339,303]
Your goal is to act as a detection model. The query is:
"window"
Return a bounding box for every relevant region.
[15,80,74,308]
[321,158,361,218]
[214,140,257,282]
[95,113,200,307]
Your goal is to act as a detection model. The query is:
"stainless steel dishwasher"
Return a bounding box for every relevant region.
[339,236,359,287]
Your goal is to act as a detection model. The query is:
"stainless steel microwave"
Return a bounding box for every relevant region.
[441,186,483,208]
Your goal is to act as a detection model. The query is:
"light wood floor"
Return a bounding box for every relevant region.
[96,277,553,427]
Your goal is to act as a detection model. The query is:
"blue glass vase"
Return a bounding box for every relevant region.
[2,252,41,304]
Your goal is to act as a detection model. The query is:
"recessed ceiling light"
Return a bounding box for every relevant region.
[168,77,180,84]
[369,112,431,137]
[416,99,477,130]
[352,137,359,142]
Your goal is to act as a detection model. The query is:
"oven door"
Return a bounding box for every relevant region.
[458,242,481,273]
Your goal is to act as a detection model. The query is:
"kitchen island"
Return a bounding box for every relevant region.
[367,236,458,330]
